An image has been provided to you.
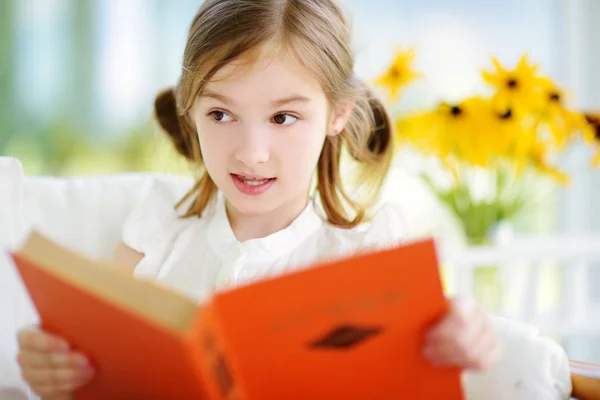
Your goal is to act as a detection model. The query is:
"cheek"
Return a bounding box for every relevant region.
[279,123,327,172]
[197,126,230,173]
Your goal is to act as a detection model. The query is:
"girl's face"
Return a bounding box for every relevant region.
[192,47,351,217]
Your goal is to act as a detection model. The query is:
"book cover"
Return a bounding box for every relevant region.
[11,232,463,399]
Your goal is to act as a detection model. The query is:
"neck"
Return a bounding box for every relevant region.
[226,195,310,242]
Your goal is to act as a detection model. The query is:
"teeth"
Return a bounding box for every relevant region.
[242,179,269,186]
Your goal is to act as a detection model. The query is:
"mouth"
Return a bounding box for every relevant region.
[230,173,276,195]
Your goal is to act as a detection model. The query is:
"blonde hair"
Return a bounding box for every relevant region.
[154,0,394,228]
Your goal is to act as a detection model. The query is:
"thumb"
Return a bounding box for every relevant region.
[451,296,477,320]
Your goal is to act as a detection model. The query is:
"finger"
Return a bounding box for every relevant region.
[426,313,471,345]
[31,381,80,398]
[451,296,478,320]
[426,314,461,343]
[465,331,502,371]
[18,330,70,353]
[39,396,75,400]
[482,338,503,368]
[22,366,94,387]
[18,349,91,370]
[426,297,479,343]
[455,306,490,349]
[423,312,490,367]
[423,339,464,367]
[43,396,75,400]
[426,325,499,370]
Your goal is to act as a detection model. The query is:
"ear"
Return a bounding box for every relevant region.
[328,98,355,137]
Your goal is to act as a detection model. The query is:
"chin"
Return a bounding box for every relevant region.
[225,191,281,216]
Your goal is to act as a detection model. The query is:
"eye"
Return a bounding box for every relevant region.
[272,113,298,126]
[208,110,234,123]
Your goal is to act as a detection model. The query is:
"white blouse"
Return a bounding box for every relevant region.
[120,181,571,399]
[122,181,408,303]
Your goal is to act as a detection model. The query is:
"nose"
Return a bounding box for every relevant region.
[234,125,270,167]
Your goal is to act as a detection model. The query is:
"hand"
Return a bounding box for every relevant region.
[17,328,95,399]
[423,297,501,371]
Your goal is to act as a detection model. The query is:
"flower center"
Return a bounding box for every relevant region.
[506,78,518,89]
[498,109,513,120]
[450,105,462,117]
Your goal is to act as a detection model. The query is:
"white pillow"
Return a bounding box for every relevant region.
[0,157,30,395]
[22,173,192,260]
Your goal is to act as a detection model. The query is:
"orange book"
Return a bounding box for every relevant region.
[10,232,463,400]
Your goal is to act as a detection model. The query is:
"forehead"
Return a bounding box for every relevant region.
[202,44,324,98]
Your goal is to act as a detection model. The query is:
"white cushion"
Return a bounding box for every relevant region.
[21,173,192,259]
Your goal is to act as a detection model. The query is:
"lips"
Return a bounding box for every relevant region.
[231,173,276,195]
[234,173,272,180]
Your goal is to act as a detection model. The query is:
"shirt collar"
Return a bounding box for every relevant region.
[206,193,323,262]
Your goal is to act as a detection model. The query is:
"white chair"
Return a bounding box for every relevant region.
[0,156,593,399]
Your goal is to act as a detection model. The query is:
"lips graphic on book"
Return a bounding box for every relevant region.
[309,325,383,349]
[213,354,234,397]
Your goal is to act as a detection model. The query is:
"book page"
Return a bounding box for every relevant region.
[15,232,198,332]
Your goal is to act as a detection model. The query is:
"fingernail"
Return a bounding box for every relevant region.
[83,357,94,370]
[82,365,95,378]
[79,355,91,366]
[56,341,70,352]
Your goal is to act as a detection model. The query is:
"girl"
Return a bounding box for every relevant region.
[16,0,500,397]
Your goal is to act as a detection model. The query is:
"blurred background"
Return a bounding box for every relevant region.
[1,0,600,361]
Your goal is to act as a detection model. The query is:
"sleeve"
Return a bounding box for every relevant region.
[121,180,192,279]
[362,200,410,250]
[462,316,571,399]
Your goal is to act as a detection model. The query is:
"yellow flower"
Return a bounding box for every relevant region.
[545,110,589,149]
[375,47,419,100]
[395,111,435,151]
[482,55,544,112]
[537,77,588,149]
[396,96,527,168]
[528,142,570,184]
[438,98,490,166]
[593,152,600,168]
[584,113,600,143]
[584,113,600,167]
[438,97,525,167]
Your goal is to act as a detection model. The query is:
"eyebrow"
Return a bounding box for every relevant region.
[200,90,312,107]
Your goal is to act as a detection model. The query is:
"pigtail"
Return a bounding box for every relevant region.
[154,87,199,161]
[346,79,394,164]
[316,79,395,228]
[154,87,217,217]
